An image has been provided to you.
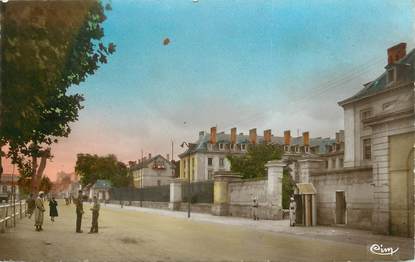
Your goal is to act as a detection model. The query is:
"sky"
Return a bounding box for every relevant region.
[4,0,414,179]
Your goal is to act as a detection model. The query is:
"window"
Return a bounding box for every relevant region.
[219,158,225,168]
[192,157,195,168]
[219,143,224,150]
[331,158,336,169]
[208,157,213,166]
[157,180,161,186]
[361,109,372,121]
[325,160,329,169]
[363,138,371,160]
[241,144,246,151]
[208,170,213,180]
[383,101,395,111]
[339,158,344,168]
[387,68,395,83]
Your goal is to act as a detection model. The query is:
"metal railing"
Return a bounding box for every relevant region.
[0,200,27,233]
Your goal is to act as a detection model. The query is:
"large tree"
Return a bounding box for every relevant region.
[227,144,282,179]
[0,1,115,191]
[75,154,132,188]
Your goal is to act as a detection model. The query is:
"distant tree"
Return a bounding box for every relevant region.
[227,144,282,179]
[39,176,53,194]
[0,1,116,191]
[75,154,131,187]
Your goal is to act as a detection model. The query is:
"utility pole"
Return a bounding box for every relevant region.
[187,153,191,218]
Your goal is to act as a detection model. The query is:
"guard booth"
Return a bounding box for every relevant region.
[294,183,317,227]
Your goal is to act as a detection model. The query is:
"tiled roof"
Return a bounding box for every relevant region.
[130,154,173,171]
[179,133,336,157]
[92,179,112,189]
[339,48,415,106]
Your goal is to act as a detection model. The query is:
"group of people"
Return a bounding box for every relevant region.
[26,190,100,233]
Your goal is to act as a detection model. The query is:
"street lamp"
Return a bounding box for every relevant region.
[180,141,191,218]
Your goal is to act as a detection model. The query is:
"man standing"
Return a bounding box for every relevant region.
[252,197,259,220]
[34,191,45,231]
[26,193,36,219]
[289,196,297,227]
[89,196,100,233]
[75,190,84,233]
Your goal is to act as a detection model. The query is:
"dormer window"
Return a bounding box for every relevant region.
[219,143,224,150]
[387,68,395,84]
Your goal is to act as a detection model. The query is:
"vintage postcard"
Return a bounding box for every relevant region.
[0,1,414,261]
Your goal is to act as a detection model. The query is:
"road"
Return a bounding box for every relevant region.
[0,201,412,261]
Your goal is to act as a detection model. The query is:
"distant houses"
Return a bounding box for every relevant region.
[130,154,175,188]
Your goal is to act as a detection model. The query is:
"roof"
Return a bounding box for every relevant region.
[179,132,336,157]
[295,183,317,195]
[92,179,112,189]
[339,48,415,106]
[130,154,173,171]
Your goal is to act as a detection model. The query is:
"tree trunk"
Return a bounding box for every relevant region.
[31,156,38,192]
[35,153,48,190]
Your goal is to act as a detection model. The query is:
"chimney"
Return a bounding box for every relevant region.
[303,131,309,146]
[387,43,406,65]
[249,128,257,144]
[264,129,272,144]
[284,130,291,145]
[231,127,237,144]
[210,127,217,144]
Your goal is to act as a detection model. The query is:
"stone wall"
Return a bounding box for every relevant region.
[227,179,269,219]
[310,167,373,230]
[229,179,267,206]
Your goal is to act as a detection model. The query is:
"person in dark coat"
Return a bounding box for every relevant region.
[49,196,58,222]
[26,193,36,219]
[76,190,84,233]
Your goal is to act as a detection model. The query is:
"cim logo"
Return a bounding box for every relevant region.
[369,244,399,256]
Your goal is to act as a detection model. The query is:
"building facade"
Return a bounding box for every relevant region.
[179,127,339,182]
[337,42,415,237]
[131,154,175,188]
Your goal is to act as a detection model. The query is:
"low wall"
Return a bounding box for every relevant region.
[227,178,281,220]
[178,203,212,214]
[108,200,170,210]
[229,179,267,205]
[310,167,373,230]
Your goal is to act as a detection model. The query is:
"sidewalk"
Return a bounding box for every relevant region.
[101,202,414,258]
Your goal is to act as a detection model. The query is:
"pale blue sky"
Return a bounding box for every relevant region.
[45,0,414,176]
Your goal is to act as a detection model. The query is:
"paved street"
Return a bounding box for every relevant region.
[0,201,413,262]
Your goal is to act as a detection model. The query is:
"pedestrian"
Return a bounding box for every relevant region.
[75,190,84,233]
[34,191,45,231]
[289,196,297,227]
[49,196,58,222]
[252,197,259,220]
[26,193,36,219]
[89,196,100,234]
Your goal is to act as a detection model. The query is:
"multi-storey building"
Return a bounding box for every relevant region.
[179,127,341,182]
[337,42,414,236]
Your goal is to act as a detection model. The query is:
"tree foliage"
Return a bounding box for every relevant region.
[75,154,131,188]
[227,144,282,179]
[39,176,53,194]
[0,1,115,191]
[282,169,295,209]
